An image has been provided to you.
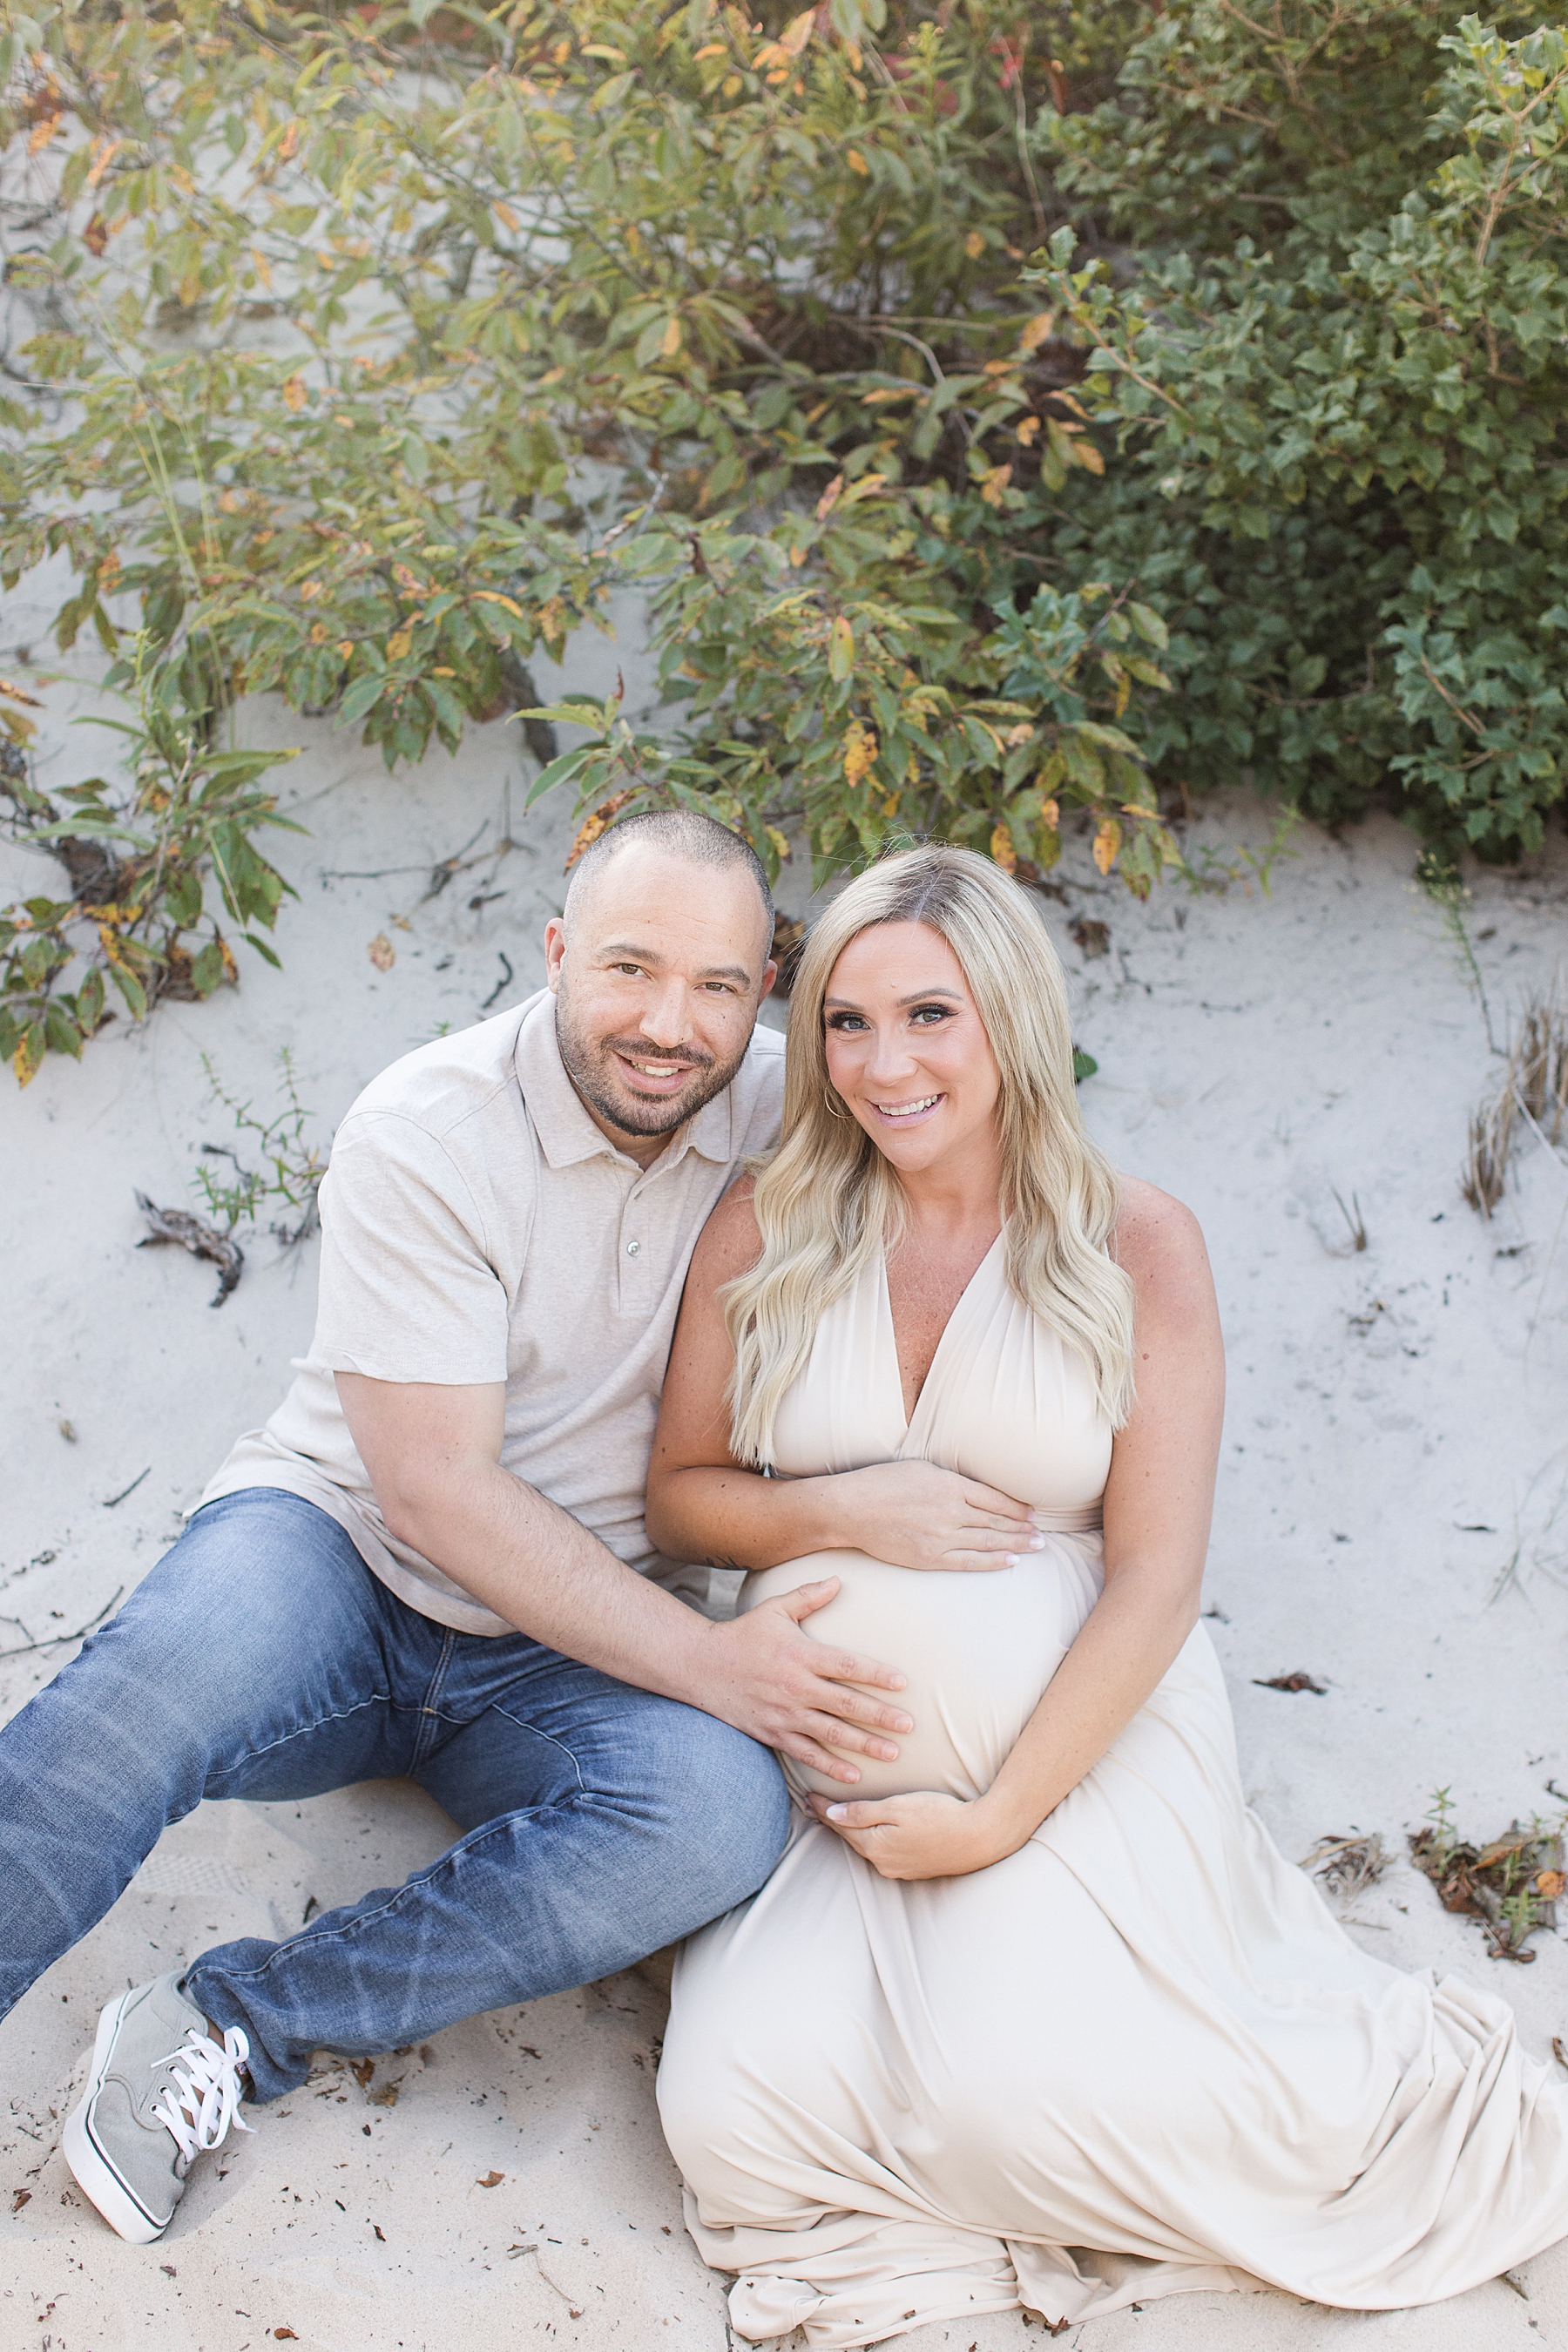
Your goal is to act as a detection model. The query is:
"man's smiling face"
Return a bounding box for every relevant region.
[544,840,777,1164]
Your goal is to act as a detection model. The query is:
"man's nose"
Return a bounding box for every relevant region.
[638,977,693,1051]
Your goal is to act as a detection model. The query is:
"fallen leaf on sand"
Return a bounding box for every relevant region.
[1537,1869,1566,1899]
[11,2190,30,2212]
[1254,1671,1327,1694]
[373,2222,386,2240]
[274,2333,298,2342]
[351,2058,375,2088]
[367,2084,398,2106]
[368,933,395,971]
[477,2170,504,2188]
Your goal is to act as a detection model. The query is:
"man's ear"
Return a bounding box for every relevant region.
[758,958,779,1004]
[544,916,566,992]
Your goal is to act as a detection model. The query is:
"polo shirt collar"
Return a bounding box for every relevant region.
[514,992,736,1173]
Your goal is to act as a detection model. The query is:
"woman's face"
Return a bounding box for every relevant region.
[822,921,1003,1181]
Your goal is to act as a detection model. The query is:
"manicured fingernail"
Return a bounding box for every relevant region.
[826,1805,848,1821]
[1029,1533,1045,1550]
[1004,1552,1018,1566]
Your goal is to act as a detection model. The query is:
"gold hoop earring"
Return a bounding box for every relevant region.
[823,1090,845,1119]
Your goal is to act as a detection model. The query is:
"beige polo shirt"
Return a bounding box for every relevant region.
[201,990,785,1635]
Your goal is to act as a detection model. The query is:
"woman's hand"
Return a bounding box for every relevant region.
[804,1787,1020,1881]
[826,1459,1041,1572]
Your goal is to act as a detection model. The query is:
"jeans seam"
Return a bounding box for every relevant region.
[408,1632,459,1774]
[483,1701,588,1797]
[202,1692,395,1786]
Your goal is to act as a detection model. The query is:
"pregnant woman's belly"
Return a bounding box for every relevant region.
[740,1534,1105,1807]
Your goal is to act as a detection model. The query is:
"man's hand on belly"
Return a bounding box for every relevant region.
[692,1576,913,1787]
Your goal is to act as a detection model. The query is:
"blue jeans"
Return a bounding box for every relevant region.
[0,1489,787,2100]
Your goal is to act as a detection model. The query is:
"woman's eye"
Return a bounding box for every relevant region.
[826,1011,869,1032]
[909,1004,951,1025]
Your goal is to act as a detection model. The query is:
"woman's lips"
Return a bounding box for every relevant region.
[868,1092,944,1125]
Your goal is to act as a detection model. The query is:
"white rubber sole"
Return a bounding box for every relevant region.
[61,1990,169,2245]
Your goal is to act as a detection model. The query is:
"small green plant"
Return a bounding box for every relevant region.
[0,645,299,1084]
[195,1050,327,1247]
[1409,1794,1567,1962]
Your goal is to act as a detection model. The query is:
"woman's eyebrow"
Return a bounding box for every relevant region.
[822,987,964,1009]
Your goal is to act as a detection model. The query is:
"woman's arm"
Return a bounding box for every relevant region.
[813,1179,1226,1880]
[646,1181,1039,1574]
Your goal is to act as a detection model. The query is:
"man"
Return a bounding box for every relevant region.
[0,808,913,2245]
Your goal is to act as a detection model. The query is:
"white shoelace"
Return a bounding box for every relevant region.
[150,2025,256,2169]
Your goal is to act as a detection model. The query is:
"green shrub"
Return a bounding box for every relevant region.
[0,0,1560,1082]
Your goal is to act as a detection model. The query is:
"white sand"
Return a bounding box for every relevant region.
[4,631,1568,2349]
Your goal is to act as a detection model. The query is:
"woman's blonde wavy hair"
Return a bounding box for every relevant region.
[722,843,1135,1466]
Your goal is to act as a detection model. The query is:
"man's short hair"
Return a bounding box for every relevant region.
[564,806,774,934]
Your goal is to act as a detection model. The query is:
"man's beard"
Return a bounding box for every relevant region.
[555,992,746,1139]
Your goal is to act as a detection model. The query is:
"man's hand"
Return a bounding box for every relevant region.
[824,1459,1041,1571]
[694,1577,912,1785]
[804,1786,1015,1879]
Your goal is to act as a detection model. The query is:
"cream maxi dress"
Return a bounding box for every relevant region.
[657,1238,1568,2348]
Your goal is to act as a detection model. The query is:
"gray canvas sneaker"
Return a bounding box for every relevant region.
[62,1974,254,2243]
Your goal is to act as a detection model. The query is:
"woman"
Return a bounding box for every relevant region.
[645,844,1568,2348]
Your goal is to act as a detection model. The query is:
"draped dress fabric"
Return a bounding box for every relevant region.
[657,1238,1568,2348]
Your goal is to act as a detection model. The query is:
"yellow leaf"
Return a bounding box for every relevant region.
[781,8,815,56]
[1019,312,1054,352]
[722,74,741,97]
[765,824,792,862]
[980,463,1012,509]
[580,43,627,61]
[385,630,413,660]
[28,115,59,156]
[472,590,524,617]
[964,230,985,260]
[1114,671,1130,718]
[660,314,683,359]
[337,640,354,658]
[841,720,877,787]
[13,1028,43,1085]
[309,622,329,645]
[431,665,456,676]
[299,579,323,602]
[1016,416,1041,447]
[846,148,869,176]
[989,823,1017,874]
[282,375,307,412]
[0,679,44,708]
[86,137,120,190]
[493,199,519,232]
[1071,436,1105,476]
[1092,819,1122,876]
[277,119,301,161]
[251,247,272,291]
[693,42,727,60]
[788,544,808,567]
[1004,722,1034,747]
[1038,796,1060,832]
[814,474,844,522]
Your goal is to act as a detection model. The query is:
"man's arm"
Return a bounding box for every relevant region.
[335,1372,913,1785]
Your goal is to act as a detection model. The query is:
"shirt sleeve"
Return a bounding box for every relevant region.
[308,1109,510,1385]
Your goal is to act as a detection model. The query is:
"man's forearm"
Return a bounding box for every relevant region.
[644,1463,851,1571]
[394,1460,719,1706]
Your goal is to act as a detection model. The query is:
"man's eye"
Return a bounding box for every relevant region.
[613,963,645,977]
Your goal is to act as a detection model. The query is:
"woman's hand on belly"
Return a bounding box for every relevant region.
[814,1460,1043,1573]
[804,1786,1017,1882]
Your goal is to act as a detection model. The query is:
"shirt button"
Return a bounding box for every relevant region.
[625,1239,641,1257]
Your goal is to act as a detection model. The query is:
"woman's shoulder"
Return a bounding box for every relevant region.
[691,1174,766,1287]
[1110,1175,1212,1291]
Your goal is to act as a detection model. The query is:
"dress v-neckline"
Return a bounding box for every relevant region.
[878,1231,1005,1446]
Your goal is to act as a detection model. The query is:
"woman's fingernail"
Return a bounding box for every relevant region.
[1003,1552,1018,1566]
[826,1805,848,1821]
[1029,1533,1045,1550]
